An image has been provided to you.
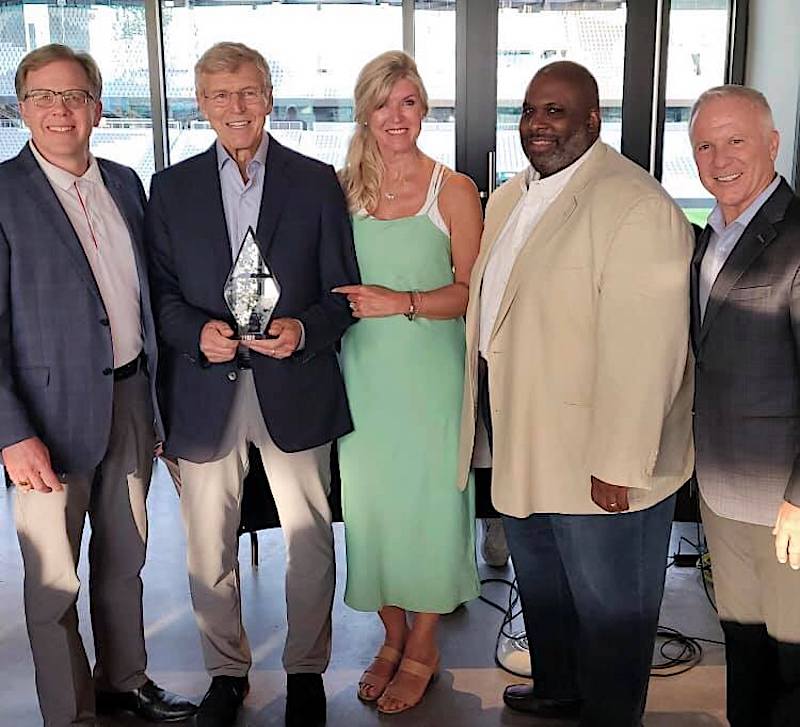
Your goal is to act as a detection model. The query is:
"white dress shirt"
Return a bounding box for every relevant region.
[30,142,142,367]
[479,141,595,355]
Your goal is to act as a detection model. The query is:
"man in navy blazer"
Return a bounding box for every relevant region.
[0,45,195,725]
[145,42,359,727]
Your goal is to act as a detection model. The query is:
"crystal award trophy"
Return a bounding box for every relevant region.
[223,227,281,340]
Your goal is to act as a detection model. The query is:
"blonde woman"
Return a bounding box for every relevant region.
[333,51,482,715]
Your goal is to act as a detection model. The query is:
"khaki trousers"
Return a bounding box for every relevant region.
[701,497,800,725]
[178,370,334,676]
[701,496,800,642]
[15,370,154,727]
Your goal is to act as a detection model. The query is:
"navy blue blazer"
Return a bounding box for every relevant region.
[145,137,359,460]
[0,144,160,473]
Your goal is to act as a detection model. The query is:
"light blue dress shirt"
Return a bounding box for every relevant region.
[216,132,269,259]
[699,174,781,320]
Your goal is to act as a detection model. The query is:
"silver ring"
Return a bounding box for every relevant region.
[350,301,357,310]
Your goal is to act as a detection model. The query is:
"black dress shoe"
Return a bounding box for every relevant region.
[96,679,197,722]
[197,676,249,727]
[285,673,326,727]
[503,683,582,718]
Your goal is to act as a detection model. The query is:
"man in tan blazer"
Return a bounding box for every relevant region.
[458,62,694,726]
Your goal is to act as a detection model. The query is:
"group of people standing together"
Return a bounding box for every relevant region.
[1,35,799,727]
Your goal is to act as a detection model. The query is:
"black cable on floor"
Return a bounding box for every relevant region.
[480,552,723,679]
[480,576,533,677]
[649,508,723,675]
[650,625,724,677]
[479,576,522,639]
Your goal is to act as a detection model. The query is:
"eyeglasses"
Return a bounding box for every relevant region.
[23,89,95,109]
[203,87,266,108]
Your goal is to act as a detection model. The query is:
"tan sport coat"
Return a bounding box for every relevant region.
[457,142,695,517]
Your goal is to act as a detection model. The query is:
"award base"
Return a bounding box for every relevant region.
[235,332,278,341]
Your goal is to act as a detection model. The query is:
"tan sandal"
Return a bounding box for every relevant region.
[357,644,403,702]
[376,654,440,715]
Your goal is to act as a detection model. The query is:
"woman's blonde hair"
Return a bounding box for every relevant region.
[339,51,429,213]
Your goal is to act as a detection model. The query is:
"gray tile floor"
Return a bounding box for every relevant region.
[0,462,727,726]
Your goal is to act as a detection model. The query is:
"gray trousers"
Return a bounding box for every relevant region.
[177,370,334,676]
[15,369,154,727]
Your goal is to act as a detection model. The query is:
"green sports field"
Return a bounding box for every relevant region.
[683,208,712,227]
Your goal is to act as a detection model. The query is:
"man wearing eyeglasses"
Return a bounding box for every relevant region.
[0,44,196,725]
[145,42,358,727]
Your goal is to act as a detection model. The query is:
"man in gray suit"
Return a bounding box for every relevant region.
[690,85,800,726]
[0,44,194,725]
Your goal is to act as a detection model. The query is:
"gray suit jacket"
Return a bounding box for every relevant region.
[0,144,160,473]
[691,178,800,526]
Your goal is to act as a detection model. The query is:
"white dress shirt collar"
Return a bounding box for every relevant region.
[518,138,598,196]
[29,140,102,190]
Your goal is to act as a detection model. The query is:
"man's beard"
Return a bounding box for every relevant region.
[524,129,594,178]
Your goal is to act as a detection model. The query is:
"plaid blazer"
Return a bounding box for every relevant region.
[0,145,160,472]
[692,179,800,526]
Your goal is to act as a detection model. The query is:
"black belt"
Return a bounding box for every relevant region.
[114,352,144,381]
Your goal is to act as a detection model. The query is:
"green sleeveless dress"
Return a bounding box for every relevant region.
[338,165,480,613]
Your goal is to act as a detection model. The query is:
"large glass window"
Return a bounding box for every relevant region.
[0,0,154,184]
[496,0,627,185]
[662,0,730,224]
[0,0,739,194]
[414,0,455,169]
[161,0,403,170]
